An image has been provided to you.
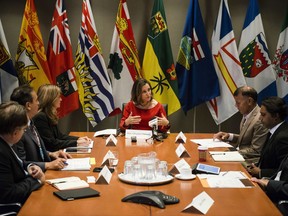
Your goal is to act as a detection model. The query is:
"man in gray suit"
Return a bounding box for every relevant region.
[10,85,71,171]
[214,86,269,163]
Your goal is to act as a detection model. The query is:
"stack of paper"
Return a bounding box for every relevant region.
[62,158,91,171]
[209,151,245,162]
[191,139,232,148]
[46,176,89,190]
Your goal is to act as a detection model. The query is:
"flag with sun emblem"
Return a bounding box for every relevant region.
[142,0,180,115]
[238,0,276,103]
[272,8,288,103]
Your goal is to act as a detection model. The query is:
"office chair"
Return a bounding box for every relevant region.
[0,203,21,216]
[278,200,288,216]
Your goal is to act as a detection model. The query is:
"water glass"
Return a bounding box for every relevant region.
[133,164,142,180]
[145,165,156,180]
[124,160,133,175]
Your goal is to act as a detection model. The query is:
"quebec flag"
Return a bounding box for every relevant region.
[238,0,277,103]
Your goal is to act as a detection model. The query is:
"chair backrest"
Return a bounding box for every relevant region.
[0,203,21,216]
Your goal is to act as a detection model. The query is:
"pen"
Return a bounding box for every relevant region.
[210,153,226,155]
[52,181,67,185]
[63,161,69,165]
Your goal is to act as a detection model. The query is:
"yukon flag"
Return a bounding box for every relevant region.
[47,0,79,118]
[75,0,114,127]
[272,8,288,103]
[142,0,181,115]
[238,0,276,103]
[176,0,220,113]
[15,0,52,91]
[0,19,18,103]
[207,0,246,125]
[108,0,141,113]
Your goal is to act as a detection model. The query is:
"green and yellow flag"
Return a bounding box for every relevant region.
[142,0,180,115]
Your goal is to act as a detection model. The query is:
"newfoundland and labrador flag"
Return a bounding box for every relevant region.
[47,0,79,118]
[272,8,288,103]
[142,0,181,115]
[75,0,114,127]
[207,0,246,125]
[238,0,277,103]
[175,0,220,113]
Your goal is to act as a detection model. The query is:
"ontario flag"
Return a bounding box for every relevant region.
[75,0,114,127]
[238,0,277,103]
[108,0,141,114]
[15,0,52,91]
[207,0,246,125]
[47,0,79,118]
[0,19,19,103]
[142,0,181,115]
[272,7,288,103]
[175,0,220,113]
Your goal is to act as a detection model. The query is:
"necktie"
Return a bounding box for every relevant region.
[30,123,45,161]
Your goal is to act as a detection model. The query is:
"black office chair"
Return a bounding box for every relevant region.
[0,203,21,216]
[278,200,288,215]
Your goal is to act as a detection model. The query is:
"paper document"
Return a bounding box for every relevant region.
[61,158,91,171]
[46,176,89,190]
[94,129,117,137]
[209,151,245,162]
[191,139,232,148]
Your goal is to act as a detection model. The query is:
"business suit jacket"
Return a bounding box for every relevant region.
[231,106,269,159]
[258,122,288,178]
[33,112,78,152]
[0,137,42,204]
[13,123,51,171]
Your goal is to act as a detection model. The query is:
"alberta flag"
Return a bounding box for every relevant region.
[175,0,220,113]
[272,8,288,103]
[142,0,181,115]
[0,19,18,103]
[108,0,141,113]
[207,0,246,125]
[75,0,114,127]
[47,0,79,118]
[238,0,276,103]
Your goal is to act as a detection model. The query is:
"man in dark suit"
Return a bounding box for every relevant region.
[0,102,45,204]
[248,96,288,178]
[10,85,71,171]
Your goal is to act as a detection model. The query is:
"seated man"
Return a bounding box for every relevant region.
[214,86,268,163]
[0,102,45,204]
[10,85,71,171]
[248,96,288,178]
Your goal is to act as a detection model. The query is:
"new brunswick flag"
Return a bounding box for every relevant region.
[15,0,52,90]
[47,0,79,118]
[142,0,180,115]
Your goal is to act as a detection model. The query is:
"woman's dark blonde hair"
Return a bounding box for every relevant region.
[131,78,153,105]
[37,84,61,125]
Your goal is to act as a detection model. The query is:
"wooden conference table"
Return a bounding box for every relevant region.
[19,133,281,216]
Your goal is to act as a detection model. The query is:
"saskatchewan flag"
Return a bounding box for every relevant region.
[142,0,180,115]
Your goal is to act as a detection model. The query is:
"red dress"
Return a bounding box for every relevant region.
[119,101,170,132]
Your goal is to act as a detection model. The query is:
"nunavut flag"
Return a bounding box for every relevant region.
[142,0,180,115]
[15,0,52,91]
[238,0,277,103]
[47,0,79,118]
[207,0,246,125]
[108,0,141,113]
[75,0,114,127]
[175,0,220,113]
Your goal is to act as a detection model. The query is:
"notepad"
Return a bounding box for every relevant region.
[46,176,89,190]
[209,151,245,162]
[61,158,91,171]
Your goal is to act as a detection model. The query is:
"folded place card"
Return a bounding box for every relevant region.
[169,158,190,175]
[175,144,190,158]
[95,165,112,184]
[175,131,187,144]
[101,150,118,166]
[106,134,117,146]
[182,191,214,214]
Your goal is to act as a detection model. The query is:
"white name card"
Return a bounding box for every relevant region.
[125,129,152,139]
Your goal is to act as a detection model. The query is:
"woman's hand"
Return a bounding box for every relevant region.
[158,113,169,126]
[125,112,141,126]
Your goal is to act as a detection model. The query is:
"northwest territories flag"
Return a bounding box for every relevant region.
[238,0,277,103]
[75,0,114,126]
[272,8,288,103]
[207,0,246,125]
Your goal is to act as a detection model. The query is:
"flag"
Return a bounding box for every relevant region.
[108,0,141,113]
[75,0,114,127]
[207,0,246,125]
[15,0,52,91]
[47,0,79,118]
[238,0,277,103]
[175,0,220,113]
[272,7,288,103]
[142,0,180,115]
[0,19,18,103]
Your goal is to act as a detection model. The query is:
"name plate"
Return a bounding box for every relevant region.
[125,129,152,139]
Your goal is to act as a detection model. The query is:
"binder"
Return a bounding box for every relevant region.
[53,187,100,201]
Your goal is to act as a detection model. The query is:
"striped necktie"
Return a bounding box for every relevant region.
[30,123,45,161]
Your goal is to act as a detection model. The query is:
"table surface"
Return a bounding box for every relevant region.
[18,132,281,216]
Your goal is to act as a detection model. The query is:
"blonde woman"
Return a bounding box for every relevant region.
[33,84,91,152]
